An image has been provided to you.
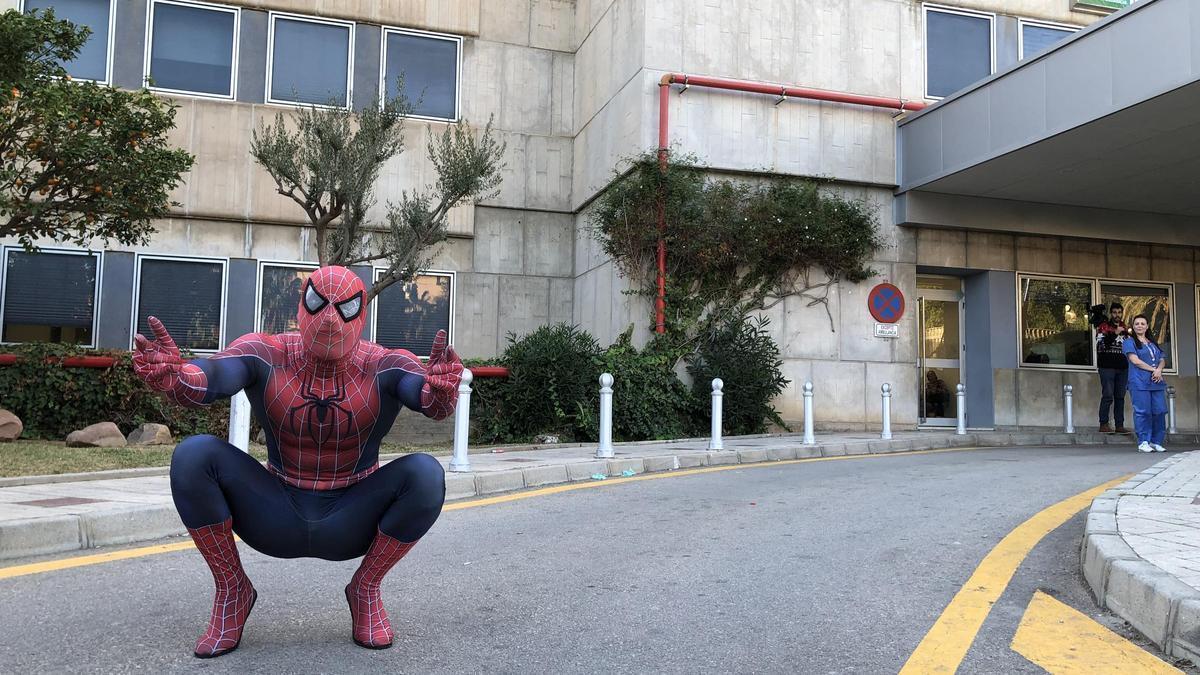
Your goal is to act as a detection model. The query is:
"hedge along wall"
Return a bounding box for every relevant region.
[0,344,229,440]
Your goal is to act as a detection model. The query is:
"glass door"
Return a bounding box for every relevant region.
[918,276,964,426]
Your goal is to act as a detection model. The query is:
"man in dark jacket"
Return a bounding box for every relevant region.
[1097,303,1129,433]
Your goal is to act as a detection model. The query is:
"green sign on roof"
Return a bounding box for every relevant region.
[1072,0,1135,11]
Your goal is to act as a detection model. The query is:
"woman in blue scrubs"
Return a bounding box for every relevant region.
[1122,314,1167,453]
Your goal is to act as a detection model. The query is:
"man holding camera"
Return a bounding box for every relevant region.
[1096,302,1129,433]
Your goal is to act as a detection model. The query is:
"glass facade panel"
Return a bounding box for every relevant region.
[374,273,452,355]
[259,264,316,335]
[1101,283,1172,370]
[270,17,350,106]
[149,1,237,96]
[383,31,458,119]
[1021,23,1075,59]
[135,258,224,351]
[1020,277,1094,367]
[926,9,992,98]
[2,250,98,344]
[25,0,110,82]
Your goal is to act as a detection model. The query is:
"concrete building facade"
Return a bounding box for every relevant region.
[7,0,1191,436]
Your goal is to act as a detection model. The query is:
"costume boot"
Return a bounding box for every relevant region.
[188,517,257,658]
[345,529,418,649]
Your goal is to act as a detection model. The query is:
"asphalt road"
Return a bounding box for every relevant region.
[0,445,1184,673]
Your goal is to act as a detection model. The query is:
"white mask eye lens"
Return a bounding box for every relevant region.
[336,294,362,321]
[304,284,327,314]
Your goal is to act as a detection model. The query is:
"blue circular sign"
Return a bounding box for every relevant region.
[868,283,905,323]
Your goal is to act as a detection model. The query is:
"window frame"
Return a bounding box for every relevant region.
[370,267,456,358]
[1015,273,1179,374]
[922,3,996,101]
[0,246,104,348]
[130,253,229,354]
[1098,277,1177,375]
[1017,18,1080,60]
[254,259,319,334]
[377,26,464,123]
[21,0,118,86]
[1015,273,1098,372]
[265,11,356,110]
[142,0,241,100]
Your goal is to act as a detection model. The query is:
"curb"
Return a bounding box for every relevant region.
[0,433,1156,563]
[1080,452,1200,662]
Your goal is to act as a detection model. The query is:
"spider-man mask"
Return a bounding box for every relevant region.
[297,266,367,361]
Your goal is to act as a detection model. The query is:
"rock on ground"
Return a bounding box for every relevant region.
[66,422,128,448]
[126,423,173,446]
[0,409,22,442]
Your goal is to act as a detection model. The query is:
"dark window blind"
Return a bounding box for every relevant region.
[375,274,451,355]
[136,259,223,351]
[3,251,98,327]
[384,31,458,119]
[149,2,236,96]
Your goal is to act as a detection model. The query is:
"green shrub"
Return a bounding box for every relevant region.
[578,330,692,442]
[470,324,602,444]
[0,343,230,440]
[686,317,789,436]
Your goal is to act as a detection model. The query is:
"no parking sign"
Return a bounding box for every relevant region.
[868,283,905,323]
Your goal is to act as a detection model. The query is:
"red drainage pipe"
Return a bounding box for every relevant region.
[653,73,927,333]
[0,353,511,378]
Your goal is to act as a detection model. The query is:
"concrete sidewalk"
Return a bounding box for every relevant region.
[0,428,1165,563]
[1082,450,1200,663]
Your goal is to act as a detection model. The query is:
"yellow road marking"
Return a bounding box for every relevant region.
[899,474,1130,675]
[1011,590,1180,674]
[0,445,986,580]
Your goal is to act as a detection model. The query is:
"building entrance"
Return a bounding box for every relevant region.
[918,276,965,427]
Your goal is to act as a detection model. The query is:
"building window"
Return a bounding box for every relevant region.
[23,0,114,83]
[267,14,353,107]
[146,0,239,98]
[381,28,461,121]
[924,5,994,99]
[372,270,454,356]
[1019,20,1078,60]
[1019,275,1094,368]
[134,256,226,352]
[1,248,100,346]
[257,262,318,335]
[1101,282,1174,371]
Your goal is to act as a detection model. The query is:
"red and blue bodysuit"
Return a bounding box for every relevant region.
[132,266,462,657]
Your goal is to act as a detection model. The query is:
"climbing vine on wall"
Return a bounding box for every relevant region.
[589,150,885,337]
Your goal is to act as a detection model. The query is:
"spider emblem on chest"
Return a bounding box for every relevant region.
[286,372,356,445]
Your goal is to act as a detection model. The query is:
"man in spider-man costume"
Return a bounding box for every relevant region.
[132,265,462,658]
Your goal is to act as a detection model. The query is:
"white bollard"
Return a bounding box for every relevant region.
[880,383,893,440]
[1168,386,1178,434]
[955,384,967,435]
[596,373,615,459]
[229,390,251,452]
[1063,384,1075,434]
[449,369,474,472]
[709,378,724,451]
[802,381,815,445]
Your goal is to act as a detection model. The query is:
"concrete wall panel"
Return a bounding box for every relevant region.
[1017,368,1066,428]
[498,276,552,343]
[1151,246,1194,284]
[865,362,919,427]
[523,212,574,277]
[811,360,866,426]
[916,229,966,268]
[454,272,500,358]
[1062,239,1108,277]
[1016,235,1062,275]
[473,209,525,275]
[966,231,1015,271]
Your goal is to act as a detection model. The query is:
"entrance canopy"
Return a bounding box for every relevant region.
[897,0,1200,231]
